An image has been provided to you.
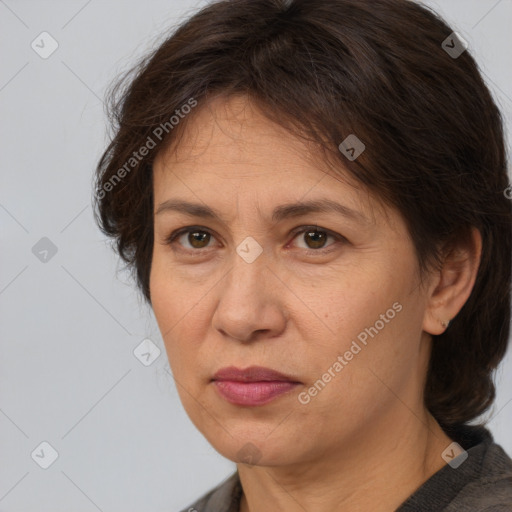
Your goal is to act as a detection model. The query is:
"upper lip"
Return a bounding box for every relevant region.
[212,366,301,383]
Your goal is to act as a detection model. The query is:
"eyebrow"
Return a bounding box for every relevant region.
[155,198,371,225]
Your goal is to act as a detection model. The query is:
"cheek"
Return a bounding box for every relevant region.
[150,250,198,329]
[295,315,415,440]
[298,261,419,402]
[150,259,176,336]
[311,265,395,338]
[150,259,189,365]
[149,256,213,377]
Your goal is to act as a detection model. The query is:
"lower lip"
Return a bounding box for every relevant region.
[213,380,300,406]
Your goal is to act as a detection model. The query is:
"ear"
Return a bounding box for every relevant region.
[423,227,482,335]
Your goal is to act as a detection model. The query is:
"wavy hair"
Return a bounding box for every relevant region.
[94,0,512,429]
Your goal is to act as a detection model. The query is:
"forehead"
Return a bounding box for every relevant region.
[156,94,322,170]
[152,94,389,226]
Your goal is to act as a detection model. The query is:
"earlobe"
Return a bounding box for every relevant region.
[424,308,452,336]
[422,227,482,336]
[440,319,450,329]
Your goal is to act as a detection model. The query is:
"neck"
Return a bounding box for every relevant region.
[238,410,453,512]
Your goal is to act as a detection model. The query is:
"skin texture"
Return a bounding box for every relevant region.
[150,95,482,512]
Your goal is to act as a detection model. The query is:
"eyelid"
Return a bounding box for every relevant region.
[287,225,346,251]
[164,225,346,254]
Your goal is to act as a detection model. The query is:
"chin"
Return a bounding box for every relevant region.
[199,421,303,467]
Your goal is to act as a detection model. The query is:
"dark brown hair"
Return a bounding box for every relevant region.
[93,0,512,429]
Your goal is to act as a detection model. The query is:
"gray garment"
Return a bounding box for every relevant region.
[180,425,512,511]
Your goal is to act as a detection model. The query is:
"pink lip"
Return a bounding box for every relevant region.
[212,366,301,406]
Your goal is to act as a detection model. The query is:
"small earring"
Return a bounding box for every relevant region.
[441,319,451,328]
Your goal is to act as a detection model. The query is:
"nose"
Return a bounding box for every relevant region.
[211,245,288,344]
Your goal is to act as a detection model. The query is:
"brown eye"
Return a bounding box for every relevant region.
[291,226,342,253]
[187,230,211,249]
[164,227,215,250]
[165,225,345,255]
[303,229,329,249]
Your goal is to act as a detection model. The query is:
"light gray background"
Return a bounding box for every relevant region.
[1,1,511,511]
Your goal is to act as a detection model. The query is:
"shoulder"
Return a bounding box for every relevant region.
[179,472,241,512]
[398,425,512,511]
[445,438,512,511]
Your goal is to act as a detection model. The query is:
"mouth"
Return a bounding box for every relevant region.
[211,366,302,406]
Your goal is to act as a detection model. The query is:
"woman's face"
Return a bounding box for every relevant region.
[150,95,436,466]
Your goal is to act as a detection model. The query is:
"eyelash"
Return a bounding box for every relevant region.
[163,225,346,256]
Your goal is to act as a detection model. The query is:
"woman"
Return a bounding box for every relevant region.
[94,0,512,510]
